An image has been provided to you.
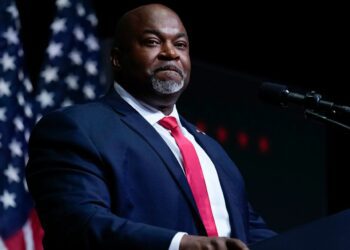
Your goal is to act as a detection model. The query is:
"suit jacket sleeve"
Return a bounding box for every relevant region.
[248,202,277,243]
[26,110,177,250]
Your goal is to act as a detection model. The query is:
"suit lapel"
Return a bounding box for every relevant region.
[181,118,247,238]
[102,90,203,226]
[103,89,246,236]
[180,117,241,189]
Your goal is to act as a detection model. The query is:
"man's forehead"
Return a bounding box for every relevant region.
[129,8,182,27]
[116,4,188,44]
[141,28,188,40]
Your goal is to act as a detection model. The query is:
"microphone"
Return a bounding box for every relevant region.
[259,82,350,116]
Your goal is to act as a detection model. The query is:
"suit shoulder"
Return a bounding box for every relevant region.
[60,99,111,117]
[181,118,217,142]
[38,99,117,124]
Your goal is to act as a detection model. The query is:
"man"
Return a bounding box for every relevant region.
[26,4,276,250]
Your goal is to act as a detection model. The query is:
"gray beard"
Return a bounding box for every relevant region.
[151,78,184,94]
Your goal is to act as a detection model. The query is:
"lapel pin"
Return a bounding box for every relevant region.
[196,129,206,135]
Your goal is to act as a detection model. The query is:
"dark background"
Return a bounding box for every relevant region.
[17,0,349,231]
[19,0,349,102]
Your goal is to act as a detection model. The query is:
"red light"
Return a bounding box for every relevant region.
[216,126,229,143]
[258,136,270,153]
[237,131,249,149]
[196,121,207,133]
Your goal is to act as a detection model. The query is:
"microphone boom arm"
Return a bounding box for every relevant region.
[259,82,350,131]
[304,109,350,132]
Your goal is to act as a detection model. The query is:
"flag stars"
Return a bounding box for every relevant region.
[0,107,7,122]
[36,114,43,124]
[85,60,98,75]
[24,104,33,118]
[65,75,79,90]
[36,90,55,108]
[56,0,71,9]
[2,27,19,45]
[47,42,63,59]
[0,190,16,209]
[23,78,33,93]
[24,153,29,166]
[18,49,24,57]
[25,131,30,144]
[17,92,25,106]
[4,165,20,183]
[73,26,85,41]
[13,116,24,131]
[51,18,67,34]
[7,4,19,19]
[62,98,73,107]
[18,70,24,81]
[0,53,16,71]
[76,4,86,16]
[69,50,82,65]
[83,84,96,99]
[0,79,11,97]
[86,35,99,51]
[41,66,59,83]
[87,14,98,26]
[9,139,23,157]
[24,179,29,192]
[0,5,103,205]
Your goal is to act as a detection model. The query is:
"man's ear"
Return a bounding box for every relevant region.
[110,47,121,70]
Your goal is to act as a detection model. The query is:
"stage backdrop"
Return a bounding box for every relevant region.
[178,60,327,232]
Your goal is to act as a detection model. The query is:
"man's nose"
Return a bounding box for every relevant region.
[158,42,179,60]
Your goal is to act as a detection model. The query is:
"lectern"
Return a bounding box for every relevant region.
[250,209,350,250]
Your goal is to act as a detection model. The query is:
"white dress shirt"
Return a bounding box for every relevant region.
[114,83,231,250]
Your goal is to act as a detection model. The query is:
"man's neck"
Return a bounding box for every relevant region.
[114,82,176,116]
[118,83,178,116]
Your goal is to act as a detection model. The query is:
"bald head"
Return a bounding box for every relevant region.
[114,4,186,49]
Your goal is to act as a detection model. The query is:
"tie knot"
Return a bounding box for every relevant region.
[158,116,179,131]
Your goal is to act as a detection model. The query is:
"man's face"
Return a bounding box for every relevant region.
[115,6,191,106]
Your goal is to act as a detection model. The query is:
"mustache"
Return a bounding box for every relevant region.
[154,64,184,78]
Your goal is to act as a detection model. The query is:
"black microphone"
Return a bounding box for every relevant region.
[259,82,350,115]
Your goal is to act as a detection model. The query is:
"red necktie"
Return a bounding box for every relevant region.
[158,116,218,236]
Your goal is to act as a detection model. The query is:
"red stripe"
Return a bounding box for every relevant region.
[29,210,44,250]
[4,209,44,250]
[4,229,25,250]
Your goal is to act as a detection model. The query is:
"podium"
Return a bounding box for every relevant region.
[250,209,350,250]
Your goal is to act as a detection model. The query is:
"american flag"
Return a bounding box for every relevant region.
[0,0,104,249]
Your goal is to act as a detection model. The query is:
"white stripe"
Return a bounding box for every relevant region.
[0,237,8,250]
[23,220,34,250]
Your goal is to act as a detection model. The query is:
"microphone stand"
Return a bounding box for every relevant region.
[304,109,350,132]
[298,90,350,132]
[260,84,350,131]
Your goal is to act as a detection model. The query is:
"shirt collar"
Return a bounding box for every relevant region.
[114,82,181,126]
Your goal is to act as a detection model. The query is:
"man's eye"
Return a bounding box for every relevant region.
[144,39,160,46]
[175,42,188,49]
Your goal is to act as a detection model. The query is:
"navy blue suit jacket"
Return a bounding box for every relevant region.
[26,89,276,250]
